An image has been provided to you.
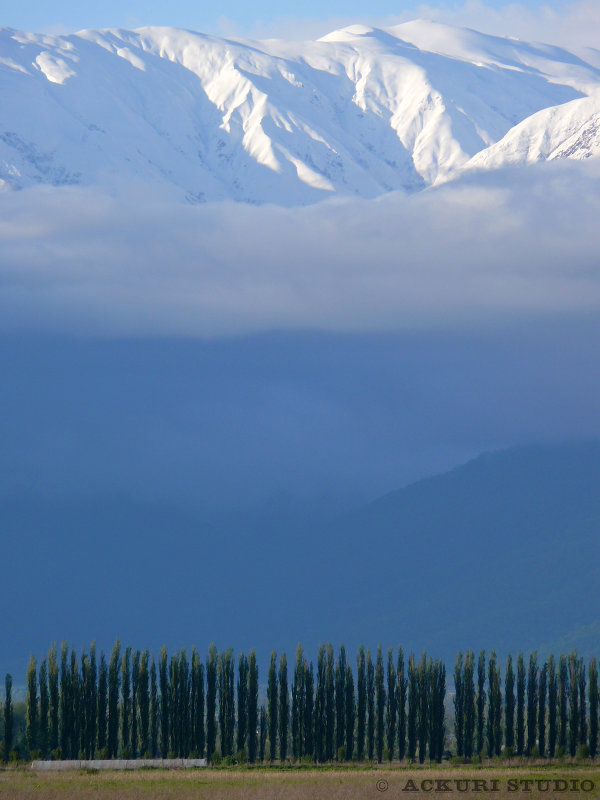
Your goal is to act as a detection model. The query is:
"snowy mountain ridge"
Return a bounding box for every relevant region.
[1,20,600,205]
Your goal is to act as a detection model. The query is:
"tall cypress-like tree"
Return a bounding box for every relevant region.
[179,650,191,757]
[558,654,569,754]
[568,652,579,757]
[397,647,407,762]
[345,663,355,761]
[589,658,598,759]
[335,645,346,759]
[386,648,397,761]
[516,653,525,757]
[107,639,121,759]
[538,662,547,757]
[159,646,170,758]
[247,650,258,763]
[476,651,486,757]
[407,654,418,762]
[304,661,314,760]
[131,650,140,758]
[417,653,429,764]
[259,705,267,762]
[121,647,132,756]
[150,658,158,758]
[547,655,557,759]
[429,660,446,763]
[26,654,38,756]
[70,649,81,758]
[314,645,325,761]
[579,657,587,749]
[192,652,205,758]
[97,651,108,755]
[138,650,150,757]
[237,652,249,756]
[267,651,278,761]
[4,674,13,762]
[87,643,98,758]
[59,642,70,758]
[504,655,515,755]
[325,644,335,761]
[463,651,475,760]
[48,645,59,754]
[206,645,217,761]
[291,645,304,760]
[527,652,538,756]
[366,649,375,761]
[375,646,386,763]
[279,653,289,762]
[356,646,366,761]
[39,659,49,758]
[454,653,464,758]
[486,651,501,758]
[219,649,235,758]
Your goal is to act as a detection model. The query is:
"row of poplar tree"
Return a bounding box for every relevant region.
[2,642,598,763]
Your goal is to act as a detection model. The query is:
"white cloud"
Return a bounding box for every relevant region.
[1,160,600,337]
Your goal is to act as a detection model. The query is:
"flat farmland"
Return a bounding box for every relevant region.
[2,766,600,800]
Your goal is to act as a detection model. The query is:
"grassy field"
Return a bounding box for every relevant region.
[2,765,600,800]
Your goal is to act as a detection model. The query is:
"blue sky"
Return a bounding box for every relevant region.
[2,0,582,39]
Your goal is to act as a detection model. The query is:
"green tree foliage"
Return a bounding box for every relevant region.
[247,650,258,763]
[131,650,140,758]
[267,651,278,761]
[417,653,429,764]
[486,651,501,758]
[26,654,38,756]
[356,646,366,761]
[97,651,108,755]
[386,648,397,761]
[345,663,355,761]
[191,650,205,758]
[397,647,407,762]
[279,653,289,762]
[366,649,375,761]
[219,649,235,758]
[138,650,150,757]
[291,645,304,760]
[206,644,217,761]
[107,639,121,759]
[259,705,267,763]
[150,658,158,758]
[516,653,525,757]
[335,645,346,759]
[237,652,248,756]
[325,644,335,761]
[4,674,14,762]
[504,654,515,754]
[476,651,486,757]
[375,646,385,763]
[429,659,446,763]
[304,661,314,760]
[538,662,547,757]
[526,652,538,756]
[568,652,580,757]
[589,658,598,759]
[59,642,70,758]
[454,653,464,758]
[558,654,569,754]
[314,645,325,762]
[121,647,132,756]
[39,658,49,758]
[463,651,475,760]
[407,653,418,761]
[579,657,587,748]
[48,645,59,754]
[547,654,557,759]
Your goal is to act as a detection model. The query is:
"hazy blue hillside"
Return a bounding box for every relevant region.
[308,441,600,662]
[1,440,598,677]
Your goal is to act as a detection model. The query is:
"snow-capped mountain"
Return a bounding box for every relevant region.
[1,21,599,205]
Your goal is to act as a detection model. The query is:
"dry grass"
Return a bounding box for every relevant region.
[2,765,600,800]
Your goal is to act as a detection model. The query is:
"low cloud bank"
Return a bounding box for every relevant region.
[1,160,600,337]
